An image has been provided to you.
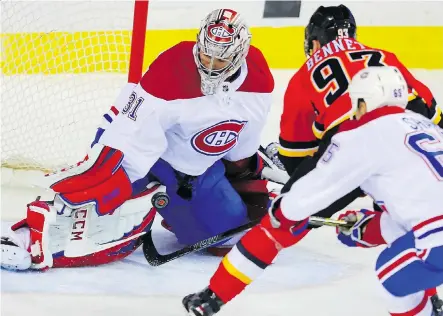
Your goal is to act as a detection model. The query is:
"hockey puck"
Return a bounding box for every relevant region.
[151,192,169,209]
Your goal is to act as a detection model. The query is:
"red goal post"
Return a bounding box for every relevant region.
[1,0,150,181]
[128,0,149,84]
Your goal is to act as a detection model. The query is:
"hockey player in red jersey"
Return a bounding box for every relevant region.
[270,3,441,242]
[0,8,283,271]
[257,3,442,274]
[182,66,443,316]
[180,4,443,316]
[277,5,442,176]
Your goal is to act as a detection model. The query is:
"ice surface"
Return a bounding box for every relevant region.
[2,177,427,316]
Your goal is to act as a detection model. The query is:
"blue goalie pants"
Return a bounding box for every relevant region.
[132,159,249,245]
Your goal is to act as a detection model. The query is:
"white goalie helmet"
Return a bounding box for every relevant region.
[194,9,252,95]
[349,66,408,116]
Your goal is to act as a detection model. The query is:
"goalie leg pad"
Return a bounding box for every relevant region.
[60,166,132,216]
[51,184,162,268]
[46,145,124,192]
[52,206,156,268]
[43,145,133,216]
[3,184,162,271]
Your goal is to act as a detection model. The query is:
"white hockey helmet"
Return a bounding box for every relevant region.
[194,9,252,95]
[349,66,408,117]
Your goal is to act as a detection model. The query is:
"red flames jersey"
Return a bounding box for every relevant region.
[279,38,438,159]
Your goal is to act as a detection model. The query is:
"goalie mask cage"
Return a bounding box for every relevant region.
[1,0,149,181]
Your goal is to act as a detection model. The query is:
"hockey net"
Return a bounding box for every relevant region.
[1,0,148,183]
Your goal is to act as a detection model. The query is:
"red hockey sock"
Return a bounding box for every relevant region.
[209,214,310,303]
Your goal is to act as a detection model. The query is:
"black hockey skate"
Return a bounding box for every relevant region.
[431,294,443,316]
[182,287,224,316]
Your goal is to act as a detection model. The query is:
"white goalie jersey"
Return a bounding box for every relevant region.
[1,40,275,271]
[98,41,274,183]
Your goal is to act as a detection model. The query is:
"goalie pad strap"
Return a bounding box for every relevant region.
[27,201,56,270]
[11,219,28,231]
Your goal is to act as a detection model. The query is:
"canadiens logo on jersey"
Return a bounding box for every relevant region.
[191,120,247,156]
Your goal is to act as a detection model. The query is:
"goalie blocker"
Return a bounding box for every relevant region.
[1,144,165,271]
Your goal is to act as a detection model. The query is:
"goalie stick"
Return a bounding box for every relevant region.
[142,216,351,266]
[142,219,260,266]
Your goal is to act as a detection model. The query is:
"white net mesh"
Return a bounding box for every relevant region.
[1,1,136,172]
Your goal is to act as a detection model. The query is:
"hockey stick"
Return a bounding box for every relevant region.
[308,216,353,228]
[142,146,351,266]
[142,219,260,266]
[142,216,351,266]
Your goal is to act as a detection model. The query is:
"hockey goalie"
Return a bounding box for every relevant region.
[1,8,286,271]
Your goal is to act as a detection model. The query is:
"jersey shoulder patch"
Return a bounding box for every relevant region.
[140,41,203,101]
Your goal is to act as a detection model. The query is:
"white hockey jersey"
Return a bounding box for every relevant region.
[98,42,274,181]
[280,106,443,249]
